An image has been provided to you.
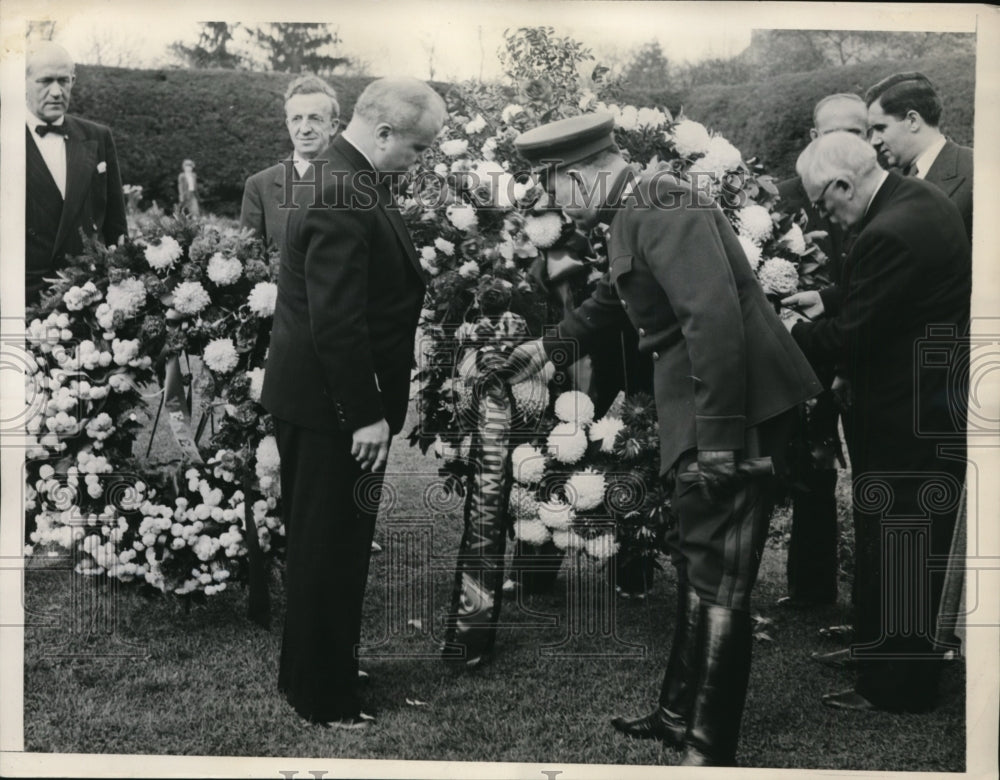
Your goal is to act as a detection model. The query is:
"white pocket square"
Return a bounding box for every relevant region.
[97,161,107,173]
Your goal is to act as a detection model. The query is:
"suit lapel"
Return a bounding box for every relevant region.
[924,141,963,197]
[330,136,425,283]
[25,127,63,205]
[53,117,97,256]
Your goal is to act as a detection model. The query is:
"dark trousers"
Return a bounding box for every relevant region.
[844,409,964,711]
[669,451,774,612]
[275,419,380,722]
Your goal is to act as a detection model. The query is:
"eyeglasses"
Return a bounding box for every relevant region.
[811,179,836,218]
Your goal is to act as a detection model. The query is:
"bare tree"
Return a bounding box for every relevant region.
[27,21,57,42]
[78,24,146,67]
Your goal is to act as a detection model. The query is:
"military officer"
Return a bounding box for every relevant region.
[505,114,822,766]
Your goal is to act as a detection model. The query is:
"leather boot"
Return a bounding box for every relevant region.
[611,585,700,748]
[679,604,753,767]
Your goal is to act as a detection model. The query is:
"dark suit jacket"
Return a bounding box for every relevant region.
[261,135,427,435]
[555,168,822,473]
[923,139,973,239]
[26,115,127,302]
[791,173,970,468]
[240,159,299,252]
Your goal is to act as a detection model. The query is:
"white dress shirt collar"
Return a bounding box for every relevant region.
[27,110,66,130]
[339,132,377,171]
[291,152,313,178]
[864,170,890,218]
[912,135,947,180]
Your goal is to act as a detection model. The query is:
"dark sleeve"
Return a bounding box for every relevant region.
[101,128,128,244]
[299,183,385,430]
[639,206,747,451]
[550,270,630,363]
[818,284,843,315]
[791,229,914,366]
[239,177,266,244]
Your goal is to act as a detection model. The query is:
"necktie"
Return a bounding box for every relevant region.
[35,123,67,138]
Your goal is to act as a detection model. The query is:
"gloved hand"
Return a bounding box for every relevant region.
[697,449,739,500]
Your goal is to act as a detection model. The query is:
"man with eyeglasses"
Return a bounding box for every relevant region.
[25,42,127,304]
[240,74,341,252]
[774,94,868,616]
[783,131,970,714]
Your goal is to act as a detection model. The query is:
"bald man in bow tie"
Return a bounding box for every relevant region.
[25,42,127,304]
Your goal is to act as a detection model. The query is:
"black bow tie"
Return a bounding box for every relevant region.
[35,123,67,138]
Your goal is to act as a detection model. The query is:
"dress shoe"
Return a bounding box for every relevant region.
[323,711,376,730]
[370,541,383,553]
[810,648,857,670]
[821,689,876,711]
[777,595,834,609]
[357,669,371,688]
[611,707,685,748]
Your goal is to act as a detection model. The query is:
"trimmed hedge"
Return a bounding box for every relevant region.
[71,66,377,216]
[680,54,975,179]
[71,55,975,212]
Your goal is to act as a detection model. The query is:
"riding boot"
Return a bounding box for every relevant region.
[611,585,700,748]
[679,604,753,767]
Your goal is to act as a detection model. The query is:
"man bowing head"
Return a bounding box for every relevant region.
[506,114,821,766]
[261,77,446,729]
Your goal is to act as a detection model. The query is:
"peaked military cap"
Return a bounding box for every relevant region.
[515,113,618,173]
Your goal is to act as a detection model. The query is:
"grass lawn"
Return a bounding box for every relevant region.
[21,403,965,771]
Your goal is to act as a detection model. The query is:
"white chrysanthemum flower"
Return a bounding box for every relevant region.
[440,139,469,157]
[584,533,619,560]
[514,518,551,545]
[447,204,479,231]
[203,338,239,374]
[172,281,211,315]
[501,104,524,122]
[247,367,265,403]
[737,235,763,269]
[111,338,140,366]
[738,204,774,245]
[509,484,540,519]
[636,107,670,129]
[511,377,549,421]
[144,235,183,271]
[671,119,712,157]
[615,105,639,131]
[420,246,437,263]
[554,390,595,424]
[566,468,607,512]
[458,260,480,279]
[434,238,455,256]
[552,528,586,551]
[106,278,147,316]
[255,435,280,480]
[547,422,589,464]
[588,415,624,454]
[779,223,808,255]
[481,137,498,161]
[247,282,278,317]
[696,136,743,177]
[538,499,574,530]
[511,443,546,485]
[523,212,563,249]
[464,114,488,134]
[757,257,799,296]
[207,252,243,286]
[62,281,102,312]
